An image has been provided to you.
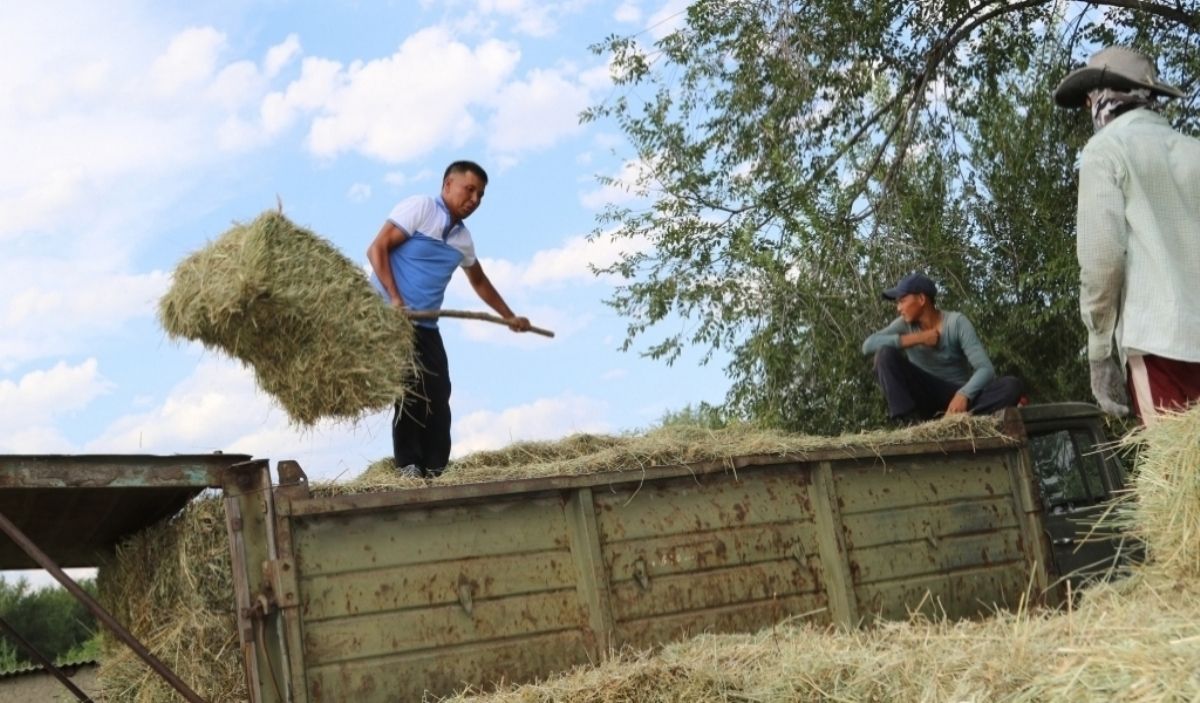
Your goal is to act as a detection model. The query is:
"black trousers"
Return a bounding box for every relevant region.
[872,346,1023,421]
[393,326,451,475]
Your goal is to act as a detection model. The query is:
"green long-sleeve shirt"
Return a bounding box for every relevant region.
[861,311,996,399]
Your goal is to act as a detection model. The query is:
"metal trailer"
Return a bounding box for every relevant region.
[221,403,1125,703]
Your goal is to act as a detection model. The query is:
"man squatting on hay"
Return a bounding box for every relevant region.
[863,273,1024,425]
[1054,47,1200,425]
[367,160,532,478]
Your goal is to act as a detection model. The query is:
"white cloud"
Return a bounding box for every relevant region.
[470,0,589,37]
[647,0,692,40]
[272,27,521,163]
[615,1,642,23]
[150,27,227,96]
[264,34,302,78]
[488,68,591,154]
[453,393,610,456]
[384,169,436,188]
[445,230,650,309]
[84,358,393,480]
[347,182,372,202]
[580,158,654,210]
[0,14,299,244]
[0,359,112,439]
[0,266,169,369]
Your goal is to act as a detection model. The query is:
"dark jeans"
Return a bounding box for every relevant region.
[873,346,1023,421]
[393,326,451,476]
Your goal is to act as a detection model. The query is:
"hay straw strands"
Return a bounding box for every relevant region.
[96,497,247,703]
[356,413,1010,488]
[157,210,419,427]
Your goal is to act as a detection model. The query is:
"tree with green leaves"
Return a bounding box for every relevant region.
[0,578,99,671]
[586,0,1199,434]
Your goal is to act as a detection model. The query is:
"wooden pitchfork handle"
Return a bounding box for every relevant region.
[403,309,555,338]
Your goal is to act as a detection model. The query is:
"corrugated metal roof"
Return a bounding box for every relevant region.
[0,454,252,569]
[0,658,97,680]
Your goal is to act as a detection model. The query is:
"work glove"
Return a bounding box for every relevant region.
[1089,358,1130,417]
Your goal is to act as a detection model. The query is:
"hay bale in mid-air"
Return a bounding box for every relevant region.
[158,210,418,426]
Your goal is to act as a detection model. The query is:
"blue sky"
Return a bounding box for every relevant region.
[0,0,734,510]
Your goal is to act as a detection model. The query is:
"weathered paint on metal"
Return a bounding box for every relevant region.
[0,453,252,569]
[809,461,859,627]
[564,488,616,656]
[229,431,1055,702]
[223,460,297,703]
[0,454,252,488]
[280,437,1017,518]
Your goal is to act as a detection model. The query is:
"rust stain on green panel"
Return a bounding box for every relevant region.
[593,471,815,542]
[305,630,592,702]
[292,496,569,576]
[302,589,586,665]
[300,549,576,622]
[849,529,1025,585]
[841,496,1018,550]
[604,522,821,580]
[855,564,1030,622]
[834,455,1013,515]
[609,559,822,621]
[614,592,830,649]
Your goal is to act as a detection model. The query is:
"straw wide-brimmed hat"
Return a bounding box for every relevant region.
[1054,46,1185,108]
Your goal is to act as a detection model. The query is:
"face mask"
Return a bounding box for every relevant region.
[1088,87,1152,132]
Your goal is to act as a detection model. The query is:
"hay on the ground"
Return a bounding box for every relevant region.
[158,210,418,426]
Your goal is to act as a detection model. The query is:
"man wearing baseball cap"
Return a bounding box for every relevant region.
[1054,46,1200,425]
[862,273,1023,424]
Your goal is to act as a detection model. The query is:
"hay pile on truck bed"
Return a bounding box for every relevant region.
[157,210,418,427]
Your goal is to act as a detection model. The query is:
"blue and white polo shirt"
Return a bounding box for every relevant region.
[370,195,477,329]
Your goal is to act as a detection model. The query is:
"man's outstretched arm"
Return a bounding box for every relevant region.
[463,261,531,332]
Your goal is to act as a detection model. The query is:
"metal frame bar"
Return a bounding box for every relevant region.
[0,614,93,702]
[0,508,207,703]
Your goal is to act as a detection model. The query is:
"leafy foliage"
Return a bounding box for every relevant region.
[0,577,99,671]
[587,0,1200,434]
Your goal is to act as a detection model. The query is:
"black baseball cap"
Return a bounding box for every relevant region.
[882,273,937,301]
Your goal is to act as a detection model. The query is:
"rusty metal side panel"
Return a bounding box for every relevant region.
[288,493,593,702]
[592,466,830,648]
[831,452,1034,621]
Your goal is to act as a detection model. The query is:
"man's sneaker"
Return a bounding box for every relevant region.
[397,463,425,479]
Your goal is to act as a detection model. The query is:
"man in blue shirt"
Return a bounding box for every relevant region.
[367,160,531,477]
[862,273,1023,424]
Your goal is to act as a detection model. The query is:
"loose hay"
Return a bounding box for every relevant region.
[408,413,1009,486]
[96,495,246,703]
[158,210,418,426]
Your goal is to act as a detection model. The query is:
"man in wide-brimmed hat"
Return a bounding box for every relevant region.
[1054,46,1200,425]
